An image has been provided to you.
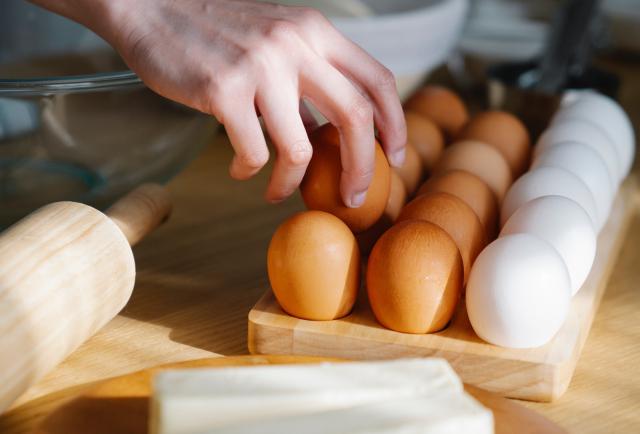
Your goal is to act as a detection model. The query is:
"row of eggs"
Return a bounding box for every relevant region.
[468,90,635,348]
[267,85,634,350]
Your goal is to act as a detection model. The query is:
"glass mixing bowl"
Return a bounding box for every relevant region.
[0,1,218,226]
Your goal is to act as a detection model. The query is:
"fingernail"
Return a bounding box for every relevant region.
[349,190,367,208]
[389,148,406,168]
[266,192,287,204]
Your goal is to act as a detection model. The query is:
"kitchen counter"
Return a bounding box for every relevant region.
[2,56,640,434]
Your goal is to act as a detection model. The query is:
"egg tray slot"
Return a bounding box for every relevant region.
[248,175,638,403]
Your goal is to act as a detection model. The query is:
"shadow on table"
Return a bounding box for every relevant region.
[118,161,303,357]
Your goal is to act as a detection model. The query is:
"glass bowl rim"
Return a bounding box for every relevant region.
[0,70,143,96]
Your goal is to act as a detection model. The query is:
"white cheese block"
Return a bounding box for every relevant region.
[150,359,465,434]
[200,391,494,434]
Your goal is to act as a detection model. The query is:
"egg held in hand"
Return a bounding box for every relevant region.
[267,211,360,321]
[466,234,571,349]
[300,124,391,233]
[367,220,463,334]
[397,192,486,283]
[357,171,407,255]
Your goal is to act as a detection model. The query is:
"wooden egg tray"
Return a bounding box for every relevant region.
[248,176,638,402]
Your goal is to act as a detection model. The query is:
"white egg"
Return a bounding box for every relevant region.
[501,167,598,229]
[535,118,621,185]
[466,233,571,348]
[554,90,635,178]
[531,142,614,230]
[500,196,596,295]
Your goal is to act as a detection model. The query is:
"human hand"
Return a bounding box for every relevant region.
[34,0,407,206]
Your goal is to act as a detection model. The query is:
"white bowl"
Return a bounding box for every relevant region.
[332,0,469,99]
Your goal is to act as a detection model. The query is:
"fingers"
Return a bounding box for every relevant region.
[258,87,313,203]
[221,105,270,181]
[325,37,406,167]
[279,6,405,164]
[300,58,376,208]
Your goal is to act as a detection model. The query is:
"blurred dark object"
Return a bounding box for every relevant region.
[484,0,623,138]
[533,0,600,93]
[488,61,619,139]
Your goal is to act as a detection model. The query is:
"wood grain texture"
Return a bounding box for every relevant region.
[32,356,564,434]
[0,201,136,414]
[106,184,173,247]
[0,184,171,414]
[1,62,640,432]
[248,176,638,402]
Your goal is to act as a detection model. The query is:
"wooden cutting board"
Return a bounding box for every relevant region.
[248,176,638,402]
[33,356,565,434]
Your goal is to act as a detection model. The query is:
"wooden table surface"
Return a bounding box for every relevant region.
[2,57,640,434]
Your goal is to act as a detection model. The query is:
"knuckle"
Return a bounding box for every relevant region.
[204,79,224,108]
[238,149,269,170]
[201,71,226,105]
[376,66,397,90]
[348,165,375,185]
[344,97,373,127]
[244,46,268,71]
[202,71,245,118]
[282,141,312,166]
[204,89,229,120]
[296,7,326,26]
[266,19,299,44]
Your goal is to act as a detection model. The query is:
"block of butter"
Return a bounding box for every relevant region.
[200,391,493,434]
[150,358,493,434]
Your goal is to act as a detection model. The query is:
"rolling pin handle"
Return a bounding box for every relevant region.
[106,183,172,246]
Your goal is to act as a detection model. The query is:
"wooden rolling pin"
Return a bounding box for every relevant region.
[0,184,171,413]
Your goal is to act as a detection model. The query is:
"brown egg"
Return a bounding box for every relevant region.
[393,141,424,195]
[404,86,469,140]
[435,140,513,203]
[417,170,498,239]
[405,111,445,172]
[397,192,486,283]
[300,124,391,233]
[267,210,360,320]
[357,171,407,255]
[458,110,531,177]
[367,220,463,334]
